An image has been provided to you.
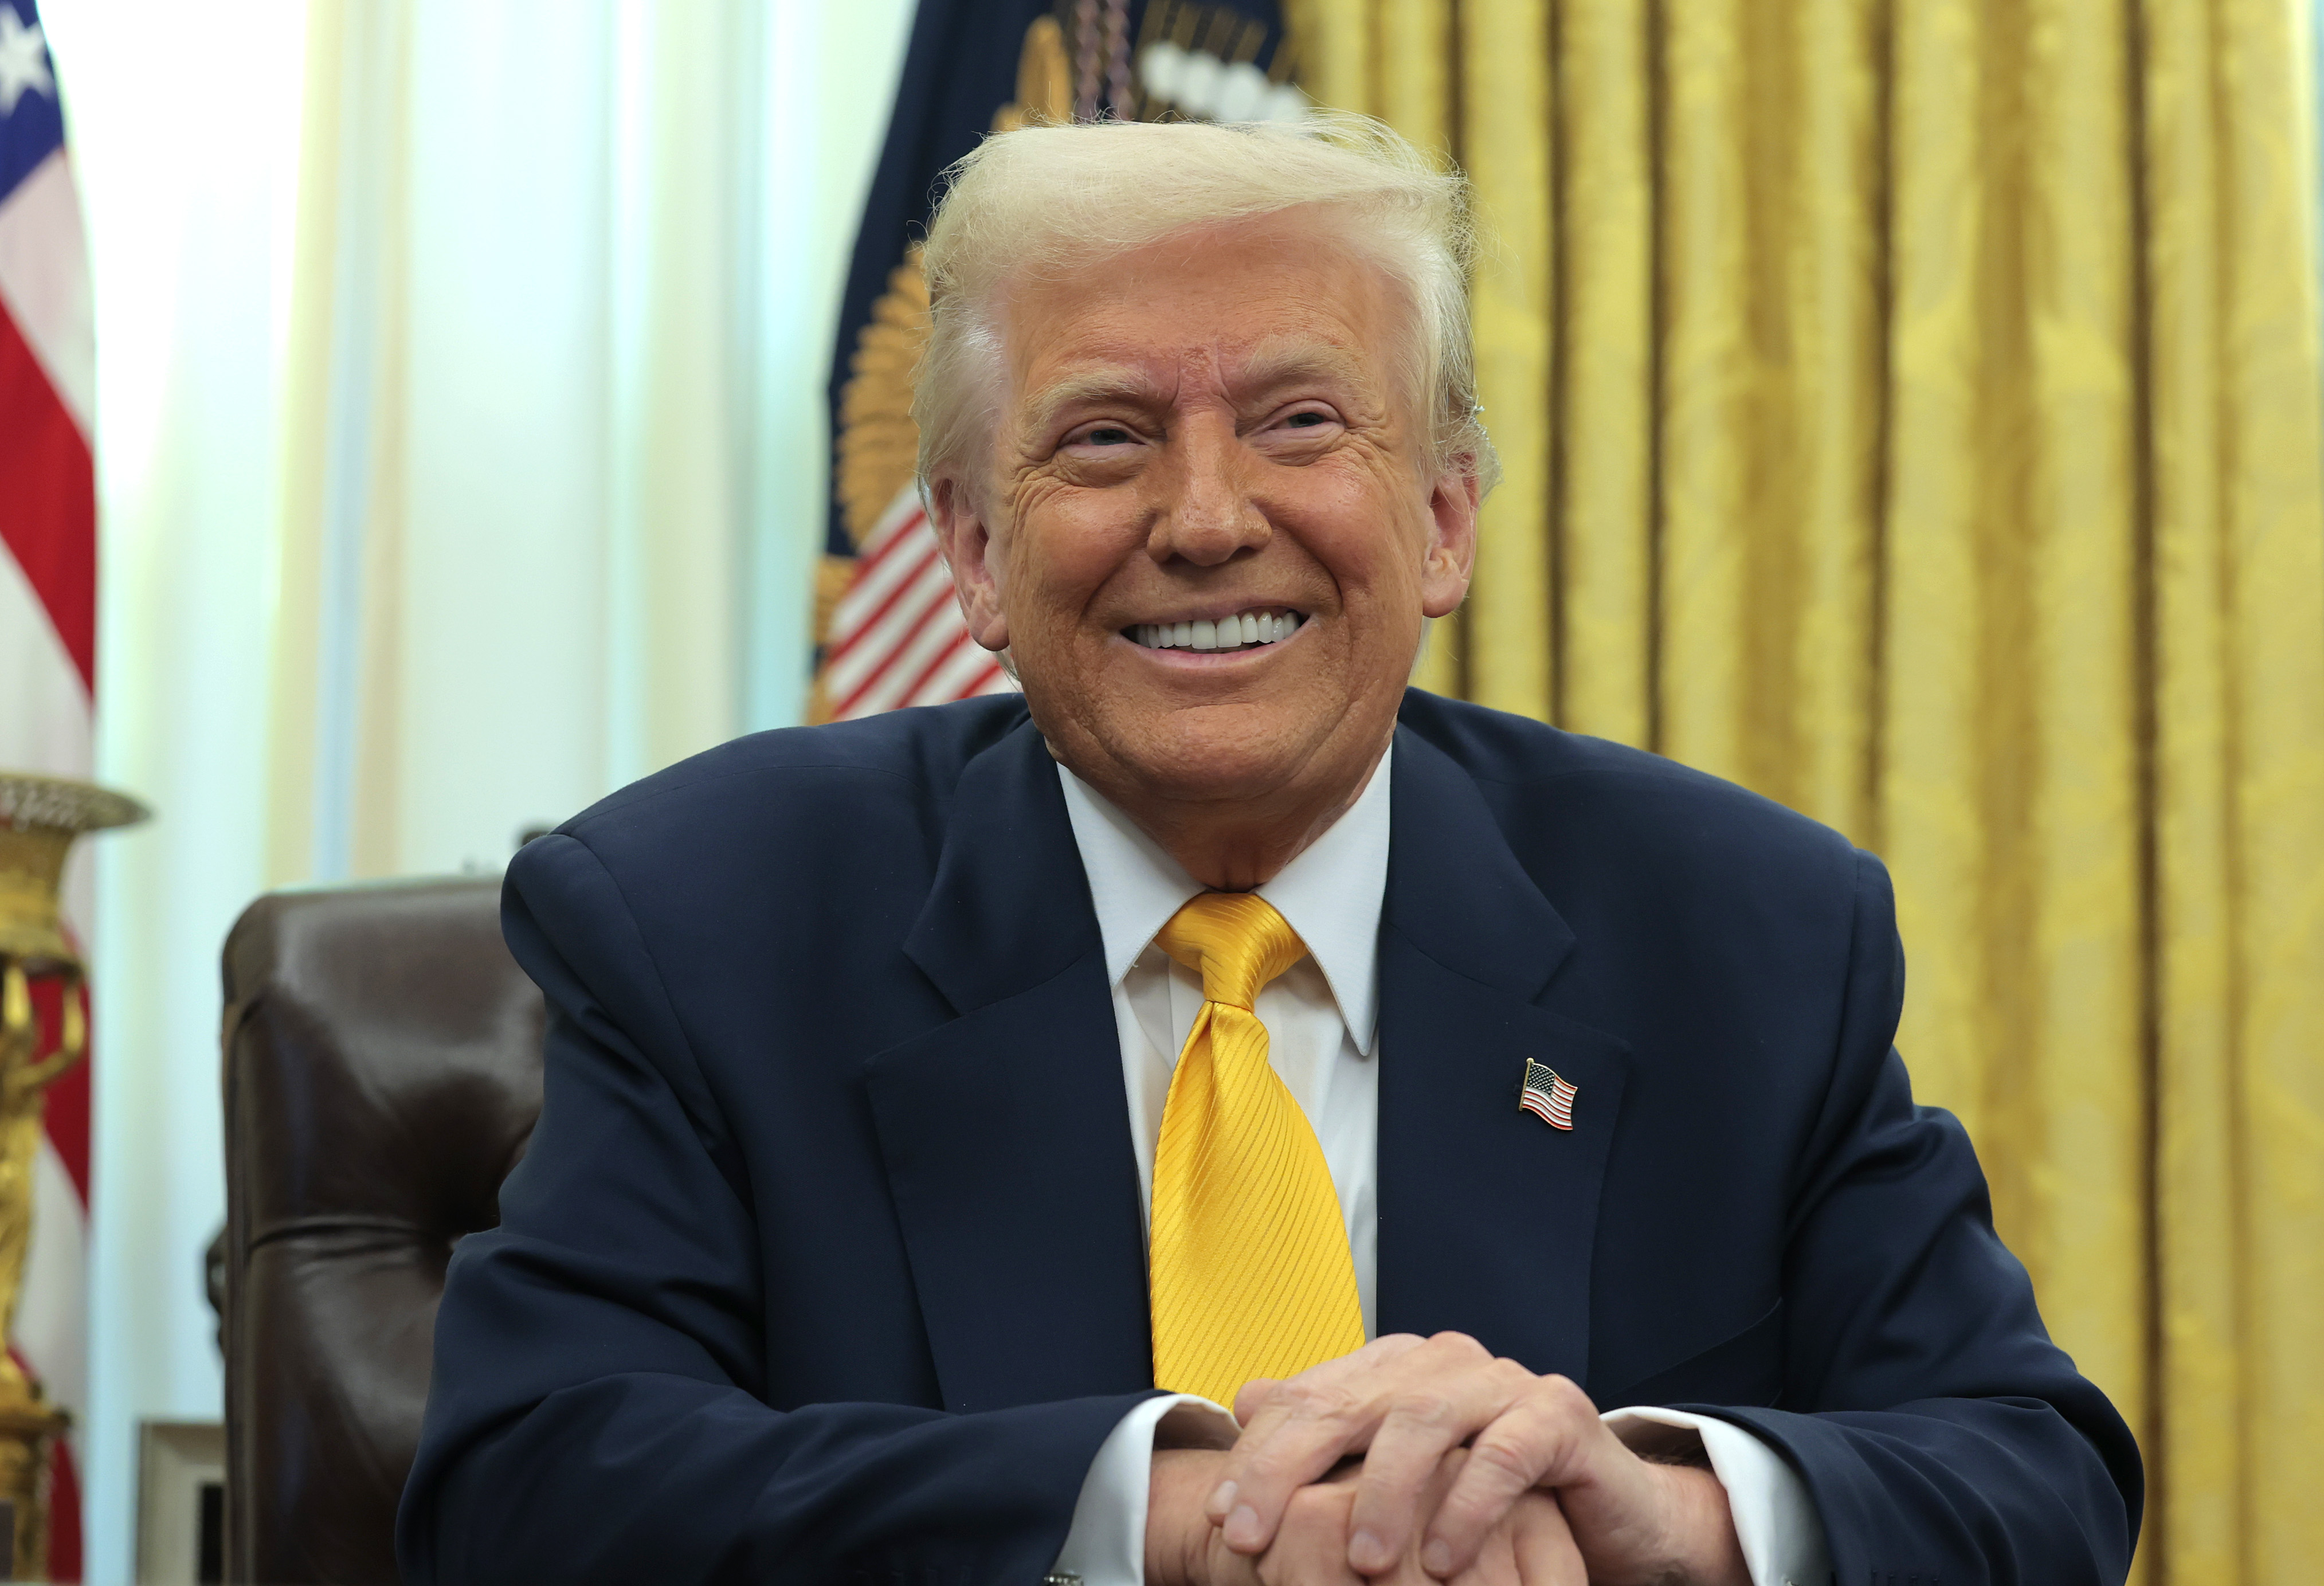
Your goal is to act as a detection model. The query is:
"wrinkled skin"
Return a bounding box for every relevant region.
[1151,1446,1589,1586]
[927,210,1476,891]
[926,214,1745,1585]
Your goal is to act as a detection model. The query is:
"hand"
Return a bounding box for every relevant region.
[1207,1333,1748,1585]
[1150,1447,1585,1586]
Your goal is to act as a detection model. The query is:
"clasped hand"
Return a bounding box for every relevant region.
[1145,1333,1750,1586]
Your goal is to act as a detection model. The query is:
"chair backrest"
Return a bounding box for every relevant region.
[221,878,543,1584]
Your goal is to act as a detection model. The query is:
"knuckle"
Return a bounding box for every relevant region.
[1390,1389,1459,1429]
[1540,1373,1595,1417]
[1288,1380,1361,1425]
[1467,1432,1541,1489]
[1279,1483,1349,1544]
[1428,1329,1488,1359]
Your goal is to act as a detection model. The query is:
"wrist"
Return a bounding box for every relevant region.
[1649,1463,1750,1586]
[1146,1448,1230,1586]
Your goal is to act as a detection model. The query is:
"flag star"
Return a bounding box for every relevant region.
[0,9,55,118]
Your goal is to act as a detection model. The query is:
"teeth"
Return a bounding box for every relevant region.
[1128,608,1304,652]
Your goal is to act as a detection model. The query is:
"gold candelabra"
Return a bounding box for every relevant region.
[0,773,147,1580]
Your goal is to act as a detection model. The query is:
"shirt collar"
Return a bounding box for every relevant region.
[1055,744,1392,1055]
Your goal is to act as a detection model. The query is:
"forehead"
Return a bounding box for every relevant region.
[995,217,1411,417]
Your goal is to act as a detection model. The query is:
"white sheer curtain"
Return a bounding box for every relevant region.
[38,1,911,1572]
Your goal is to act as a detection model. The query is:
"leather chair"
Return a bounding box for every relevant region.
[220,878,544,1584]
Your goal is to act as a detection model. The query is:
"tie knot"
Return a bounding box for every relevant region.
[1154,892,1307,1009]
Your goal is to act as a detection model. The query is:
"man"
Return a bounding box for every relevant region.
[399,116,2138,1584]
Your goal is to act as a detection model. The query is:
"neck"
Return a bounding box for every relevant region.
[1060,737,1390,892]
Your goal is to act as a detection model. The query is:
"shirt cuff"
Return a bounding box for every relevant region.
[1603,1405,1832,1586]
[1053,1394,1241,1586]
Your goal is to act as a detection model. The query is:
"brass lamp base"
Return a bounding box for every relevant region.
[0,773,148,1581]
[0,1391,68,1581]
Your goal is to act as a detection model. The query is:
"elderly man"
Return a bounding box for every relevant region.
[399,118,2138,1585]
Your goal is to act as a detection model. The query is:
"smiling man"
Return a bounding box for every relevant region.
[399,118,2139,1586]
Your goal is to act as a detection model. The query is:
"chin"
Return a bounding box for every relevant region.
[1113,712,1323,804]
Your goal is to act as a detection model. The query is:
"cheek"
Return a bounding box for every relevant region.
[1302,520,1428,611]
[1008,495,1138,628]
[1277,463,1431,598]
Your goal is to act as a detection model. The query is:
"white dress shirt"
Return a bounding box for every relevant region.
[1047,749,1831,1586]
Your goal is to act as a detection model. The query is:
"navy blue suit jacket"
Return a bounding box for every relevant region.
[397,691,2139,1584]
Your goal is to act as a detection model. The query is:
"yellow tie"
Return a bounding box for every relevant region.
[1148,892,1365,1408]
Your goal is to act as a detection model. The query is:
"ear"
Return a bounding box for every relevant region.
[1420,465,1481,618]
[926,472,1012,651]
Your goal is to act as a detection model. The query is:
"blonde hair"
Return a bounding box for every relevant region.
[912,113,1499,500]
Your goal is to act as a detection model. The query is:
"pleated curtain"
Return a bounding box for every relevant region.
[1287,1,2324,1580]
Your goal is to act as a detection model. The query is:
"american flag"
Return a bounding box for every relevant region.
[1519,1059,1577,1131]
[0,0,91,1572]
[821,485,1017,720]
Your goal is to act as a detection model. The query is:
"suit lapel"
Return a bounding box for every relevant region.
[863,711,1635,1407]
[1375,724,1631,1386]
[864,718,1153,1413]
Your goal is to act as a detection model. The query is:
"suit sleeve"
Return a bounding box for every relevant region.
[1674,848,2143,1586]
[394,833,1158,1585]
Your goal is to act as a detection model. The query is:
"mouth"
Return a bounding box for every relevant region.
[1123,606,1307,654]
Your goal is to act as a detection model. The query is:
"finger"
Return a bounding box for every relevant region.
[1505,1493,1586,1586]
[1222,1334,1488,1552]
[1232,1377,1286,1426]
[1199,1531,1268,1586]
[1372,1454,1508,1586]
[1444,1509,1520,1586]
[1343,1356,1540,1573]
[1420,1377,1602,1577]
[1260,1481,1365,1586]
[1227,1334,1430,1454]
[1211,1334,1443,1549]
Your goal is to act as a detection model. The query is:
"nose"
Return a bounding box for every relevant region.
[1145,414,1271,567]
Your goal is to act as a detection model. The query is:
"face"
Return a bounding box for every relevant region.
[927,212,1478,823]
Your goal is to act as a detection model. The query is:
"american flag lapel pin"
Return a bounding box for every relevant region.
[1519,1058,1578,1130]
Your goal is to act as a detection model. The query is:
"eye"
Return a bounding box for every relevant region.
[1071,424,1139,447]
[1268,405,1341,436]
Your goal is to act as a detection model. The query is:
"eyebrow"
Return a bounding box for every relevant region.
[1017,340,1378,440]
[1233,341,1375,396]
[1020,370,1176,440]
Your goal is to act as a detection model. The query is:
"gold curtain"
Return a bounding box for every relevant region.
[1289,1,2324,1580]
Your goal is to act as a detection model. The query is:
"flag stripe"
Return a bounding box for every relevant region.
[825,534,941,668]
[832,569,967,717]
[891,626,983,710]
[917,637,1008,704]
[846,494,931,581]
[0,151,95,434]
[836,520,932,618]
[818,475,1013,720]
[0,295,93,687]
[0,526,91,766]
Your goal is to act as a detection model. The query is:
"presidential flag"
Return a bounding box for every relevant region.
[817,0,1303,722]
[0,0,92,1572]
